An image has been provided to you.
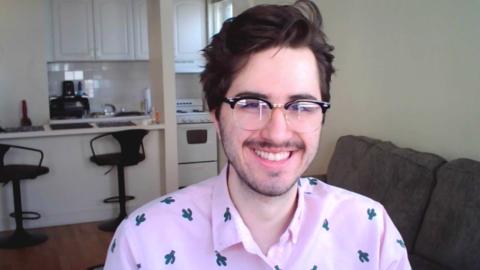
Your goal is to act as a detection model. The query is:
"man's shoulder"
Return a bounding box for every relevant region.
[299,176,392,239]
[127,177,217,227]
[299,176,384,212]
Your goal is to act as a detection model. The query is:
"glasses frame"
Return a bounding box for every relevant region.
[222,96,331,132]
[223,96,330,113]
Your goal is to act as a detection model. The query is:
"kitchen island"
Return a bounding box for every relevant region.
[0,120,167,232]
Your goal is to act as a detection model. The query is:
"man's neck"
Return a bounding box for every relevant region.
[227,168,298,255]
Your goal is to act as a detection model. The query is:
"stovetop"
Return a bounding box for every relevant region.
[176,98,212,124]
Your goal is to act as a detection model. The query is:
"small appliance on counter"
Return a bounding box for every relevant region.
[49,96,90,119]
[50,80,90,119]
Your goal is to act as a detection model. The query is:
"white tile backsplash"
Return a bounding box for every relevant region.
[47,61,150,113]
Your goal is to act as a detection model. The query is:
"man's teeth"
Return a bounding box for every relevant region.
[254,150,290,161]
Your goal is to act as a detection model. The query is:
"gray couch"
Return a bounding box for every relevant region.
[325,135,480,270]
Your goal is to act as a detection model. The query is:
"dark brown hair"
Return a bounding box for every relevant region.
[201,0,335,119]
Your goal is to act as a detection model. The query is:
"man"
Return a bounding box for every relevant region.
[105,1,411,269]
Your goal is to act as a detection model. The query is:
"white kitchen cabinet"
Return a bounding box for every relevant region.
[94,0,135,60]
[133,0,149,60]
[52,0,95,61]
[173,0,207,73]
[52,0,148,61]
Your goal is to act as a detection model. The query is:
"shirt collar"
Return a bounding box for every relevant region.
[211,166,306,251]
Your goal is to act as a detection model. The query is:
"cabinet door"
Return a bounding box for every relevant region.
[94,0,134,60]
[173,0,207,73]
[52,0,95,61]
[133,0,149,60]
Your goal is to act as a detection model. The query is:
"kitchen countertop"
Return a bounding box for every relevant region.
[49,114,149,124]
[0,119,164,140]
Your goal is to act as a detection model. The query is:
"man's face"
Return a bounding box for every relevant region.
[213,46,323,197]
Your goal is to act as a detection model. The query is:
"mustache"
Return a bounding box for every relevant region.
[244,139,305,150]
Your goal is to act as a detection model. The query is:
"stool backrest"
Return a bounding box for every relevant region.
[111,129,149,165]
[0,144,10,167]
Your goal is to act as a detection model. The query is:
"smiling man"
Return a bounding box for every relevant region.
[105,1,411,269]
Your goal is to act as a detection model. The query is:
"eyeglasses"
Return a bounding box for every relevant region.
[223,96,330,133]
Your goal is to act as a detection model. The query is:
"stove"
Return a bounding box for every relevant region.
[176,98,212,124]
[175,98,218,187]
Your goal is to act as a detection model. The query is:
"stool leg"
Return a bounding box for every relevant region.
[117,165,127,219]
[0,180,47,249]
[12,179,25,231]
[98,165,128,232]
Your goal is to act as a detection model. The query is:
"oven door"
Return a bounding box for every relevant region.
[177,122,218,187]
[177,123,217,163]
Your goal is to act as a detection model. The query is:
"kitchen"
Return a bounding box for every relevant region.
[0,0,235,236]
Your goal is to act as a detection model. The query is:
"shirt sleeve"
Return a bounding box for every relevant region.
[379,206,412,270]
[104,220,140,270]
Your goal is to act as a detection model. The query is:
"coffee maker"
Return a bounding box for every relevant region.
[49,81,90,119]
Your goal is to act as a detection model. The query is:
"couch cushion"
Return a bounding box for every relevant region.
[327,135,445,251]
[326,135,383,189]
[409,254,451,270]
[414,158,480,270]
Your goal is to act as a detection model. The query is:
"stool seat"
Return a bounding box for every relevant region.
[90,129,148,232]
[0,143,49,249]
[0,165,49,182]
[90,153,145,167]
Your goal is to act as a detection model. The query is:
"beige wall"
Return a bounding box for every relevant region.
[307,0,480,175]
[0,0,50,127]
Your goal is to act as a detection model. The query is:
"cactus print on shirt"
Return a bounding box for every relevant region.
[104,166,411,270]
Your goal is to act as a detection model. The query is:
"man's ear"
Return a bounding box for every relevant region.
[210,109,221,139]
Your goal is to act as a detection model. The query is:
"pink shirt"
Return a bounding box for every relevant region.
[104,167,411,269]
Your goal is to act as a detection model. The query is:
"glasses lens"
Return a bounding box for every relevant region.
[286,101,323,132]
[233,98,270,130]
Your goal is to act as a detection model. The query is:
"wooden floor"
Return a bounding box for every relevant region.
[0,222,113,270]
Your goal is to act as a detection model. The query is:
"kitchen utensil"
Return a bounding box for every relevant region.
[20,99,32,127]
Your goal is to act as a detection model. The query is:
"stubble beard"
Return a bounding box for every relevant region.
[219,123,303,197]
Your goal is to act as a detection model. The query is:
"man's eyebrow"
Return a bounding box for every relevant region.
[289,94,319,100]
[232,92,319,101]
[233,91,268,99]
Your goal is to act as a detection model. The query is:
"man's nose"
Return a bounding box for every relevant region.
[260,108,292,141]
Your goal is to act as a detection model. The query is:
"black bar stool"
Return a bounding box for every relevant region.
[0,144,49,249]
[90,129,148,232]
